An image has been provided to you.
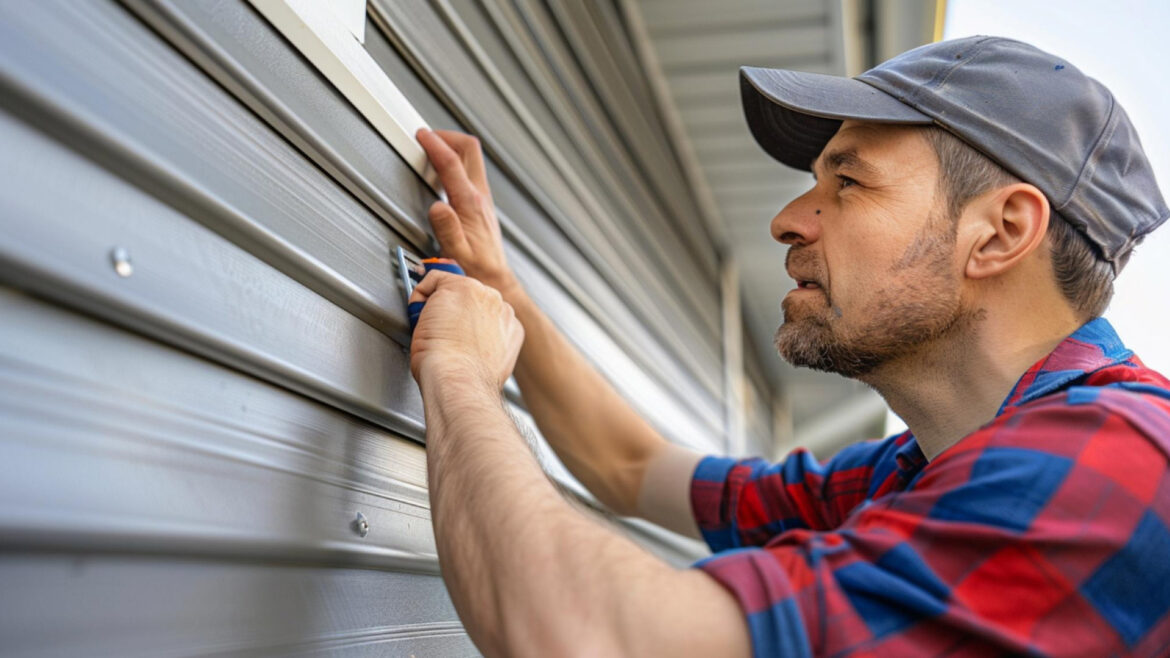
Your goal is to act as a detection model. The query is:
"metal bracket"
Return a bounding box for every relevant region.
[396,245,425,303]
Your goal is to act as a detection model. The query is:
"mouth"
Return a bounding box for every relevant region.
[796,280,821,290]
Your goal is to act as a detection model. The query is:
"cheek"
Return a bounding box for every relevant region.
[826,235,886,300]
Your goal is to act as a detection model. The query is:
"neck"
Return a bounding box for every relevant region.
[862,302,1083,461]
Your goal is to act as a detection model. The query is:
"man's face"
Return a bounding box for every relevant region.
[772,121,970,378]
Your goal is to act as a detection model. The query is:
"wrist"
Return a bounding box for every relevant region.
[419,357,500,397]
[419,365,508,454]
[487,272,524,304]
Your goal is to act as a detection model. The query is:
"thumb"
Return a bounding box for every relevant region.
[408,269,458,305]
[428,201,470,257]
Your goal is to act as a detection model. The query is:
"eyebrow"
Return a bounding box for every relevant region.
[811,148,881,180]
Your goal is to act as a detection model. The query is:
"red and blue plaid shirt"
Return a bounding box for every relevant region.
[691,318,1170,656]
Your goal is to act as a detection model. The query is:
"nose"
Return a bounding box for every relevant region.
[770,190,822,246]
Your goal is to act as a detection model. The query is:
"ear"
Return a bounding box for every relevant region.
[963,183,1050,280]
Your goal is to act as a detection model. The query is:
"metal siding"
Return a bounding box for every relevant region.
[0,556,474,656]
[0,0,719,652]
[370,0,726,374]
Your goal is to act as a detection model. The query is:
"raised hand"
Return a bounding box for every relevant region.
[416,128,518,297]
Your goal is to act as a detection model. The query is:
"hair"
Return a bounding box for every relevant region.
[920,126,1114,319]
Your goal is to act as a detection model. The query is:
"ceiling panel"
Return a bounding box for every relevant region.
[639,0,825,33]
[655,24,830,70]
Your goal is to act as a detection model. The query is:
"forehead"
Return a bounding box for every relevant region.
[813,120,936,173]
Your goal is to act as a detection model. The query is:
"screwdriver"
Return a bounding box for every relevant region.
[396,246,465,331]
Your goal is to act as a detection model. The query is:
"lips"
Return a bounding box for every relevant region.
[786,247,826,293]
[788,271,824,291]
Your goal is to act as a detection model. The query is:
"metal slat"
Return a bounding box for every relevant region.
[0,555,473,656]
[714,185,810,208]
[462,0,725,345]
[694,139,780,164]
[0,289,704,657]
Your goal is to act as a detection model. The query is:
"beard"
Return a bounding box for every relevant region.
[775,220,969,378]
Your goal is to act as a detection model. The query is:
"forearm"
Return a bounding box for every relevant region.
[413,128,679,518]
[501,282,669,515]
[420,375,747,657]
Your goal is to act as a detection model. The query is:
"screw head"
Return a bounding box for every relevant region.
[110,247,133,278]
[353,512,369,538]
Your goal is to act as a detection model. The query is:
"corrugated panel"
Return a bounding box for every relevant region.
[0,557,473,656]
[0,0,717,652]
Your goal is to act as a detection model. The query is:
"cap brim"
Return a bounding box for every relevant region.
[741,67,933,171]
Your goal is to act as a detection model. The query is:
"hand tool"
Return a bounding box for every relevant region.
[396,246,465,332]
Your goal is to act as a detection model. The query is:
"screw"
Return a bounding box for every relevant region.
[110,247,133,277]
[353,512,369,538]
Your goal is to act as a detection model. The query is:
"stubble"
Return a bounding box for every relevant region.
[775,218,969,378]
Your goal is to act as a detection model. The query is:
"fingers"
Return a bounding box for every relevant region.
[431,129,488,193]
[416,128,486,214]
[408,269,460,305]
[428,201,471,258]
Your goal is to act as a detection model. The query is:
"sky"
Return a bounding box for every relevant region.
[887,0,1170,434]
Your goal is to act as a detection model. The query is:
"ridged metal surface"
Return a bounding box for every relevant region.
[0,555,475,657]
[0,0,723,653]
[0,289,436,571]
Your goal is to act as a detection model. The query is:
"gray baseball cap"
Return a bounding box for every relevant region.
[741,36,1168,272]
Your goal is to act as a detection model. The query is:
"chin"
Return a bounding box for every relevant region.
[774,317,884,378]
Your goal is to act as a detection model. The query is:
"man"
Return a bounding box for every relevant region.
[408,36,1170,656]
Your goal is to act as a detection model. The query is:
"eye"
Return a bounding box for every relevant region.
[837,175,858,189]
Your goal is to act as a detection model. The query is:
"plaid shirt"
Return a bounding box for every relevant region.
[691,318,1170,656]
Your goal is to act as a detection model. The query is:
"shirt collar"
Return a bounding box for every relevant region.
[894,317,1133,482]
[996,317,1133,413]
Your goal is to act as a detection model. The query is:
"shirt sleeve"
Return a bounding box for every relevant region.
[692,395,1170,657]
[690,434,908,552]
